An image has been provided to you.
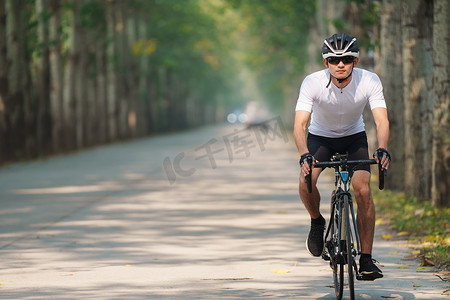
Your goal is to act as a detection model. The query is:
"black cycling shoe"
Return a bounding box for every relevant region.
[306,222,325,257]
[358,257,383,281]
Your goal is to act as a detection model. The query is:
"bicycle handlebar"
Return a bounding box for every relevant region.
[305,158,386,193]
[314,159,376,168]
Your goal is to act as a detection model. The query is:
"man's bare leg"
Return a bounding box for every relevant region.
[299,168,325,257]
[352,170,375,254]
[352,170,383,280]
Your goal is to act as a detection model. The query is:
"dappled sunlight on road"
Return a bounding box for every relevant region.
[0,125,447,299]
[12,183,125,195]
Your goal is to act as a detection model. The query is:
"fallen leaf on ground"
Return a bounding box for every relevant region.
[382,234,392,240]
[410,250,421,255]
[124,264,132,267]
[375,218,385,225]
[272,269,291,273]
[413,283,421,287]
[389,251,399,255]
[397,231,409,236]
[421,258,435,267]
[398,265,410,269]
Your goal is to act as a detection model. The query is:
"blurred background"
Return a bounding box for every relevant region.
[0,0,448,206]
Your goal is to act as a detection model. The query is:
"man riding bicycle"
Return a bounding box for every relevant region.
[293,33,391,281]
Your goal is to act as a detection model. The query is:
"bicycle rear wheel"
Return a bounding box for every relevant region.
[344,195,355,300]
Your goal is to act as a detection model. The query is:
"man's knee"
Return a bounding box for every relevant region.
[300,174,319,191]
[354,185,371,200]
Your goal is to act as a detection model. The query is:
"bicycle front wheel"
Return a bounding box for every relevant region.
[331,200,344,300]
[332,258,344,300]
[344,195,355,300]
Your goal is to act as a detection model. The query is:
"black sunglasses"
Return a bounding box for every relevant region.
[327,56,355,65]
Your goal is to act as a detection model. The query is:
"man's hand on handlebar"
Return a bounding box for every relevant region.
[373,148,391,171]
[299,152,316,176]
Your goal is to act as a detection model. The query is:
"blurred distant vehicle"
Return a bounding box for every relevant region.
[226,109,248,124]
[243,101,272,129]
[226,101,272,129]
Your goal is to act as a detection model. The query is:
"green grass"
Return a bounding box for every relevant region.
[372,187,450,270]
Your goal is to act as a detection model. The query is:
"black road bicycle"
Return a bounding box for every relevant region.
[305,153,386,300]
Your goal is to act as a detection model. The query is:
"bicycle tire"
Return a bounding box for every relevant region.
[333,260,344,300]
[344,195,355,300]
[332,200,344,300]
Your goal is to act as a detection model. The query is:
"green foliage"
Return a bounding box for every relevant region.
[372,188,450,269]
[125,0,245,108]
[24,0,374,118]
[79,1,105,30]
[223,0,315,111]
[22,0,385,130]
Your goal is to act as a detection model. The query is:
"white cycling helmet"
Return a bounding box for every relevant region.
[322,33,359,59]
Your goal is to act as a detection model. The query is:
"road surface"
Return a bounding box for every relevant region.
[0,123,448,299]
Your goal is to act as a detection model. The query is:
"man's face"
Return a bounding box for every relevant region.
[324,56,359,80]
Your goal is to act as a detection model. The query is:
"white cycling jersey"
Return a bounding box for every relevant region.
[295,68,386,138]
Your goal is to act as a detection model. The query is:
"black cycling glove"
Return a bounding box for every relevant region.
[299,153,315,167]
[373,148,391,162]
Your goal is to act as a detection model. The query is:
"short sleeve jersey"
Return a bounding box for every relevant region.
[295,68,386,138]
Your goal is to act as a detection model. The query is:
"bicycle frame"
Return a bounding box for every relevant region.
[325,164,361,267]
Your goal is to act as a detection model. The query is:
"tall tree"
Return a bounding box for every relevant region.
[105,0,118,142]
[95,27,108,144]
[35,0,52,155]
[5,0,29,159]
[402,0,433,199]
[0,0,8,163]
[380,0,404,190]
[431,0,449,207]
[48,0,63,152]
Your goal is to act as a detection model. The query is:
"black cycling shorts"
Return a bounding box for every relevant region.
[307,131,370,173]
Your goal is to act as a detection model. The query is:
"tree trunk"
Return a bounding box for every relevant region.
[64,0,84,151]
[96,22,108,144]
[72,1,85,149]
[431,0,449,207]
[48,0,64,152]
[0,0,8,163]
[136,16,150,136]
[114,2,128,139]
[402,0,433,199]
[36,0,52,156]
[5,0,28,159]
[106,1,118,141]
[380,0,404,191]
[148,65,158,133]
[86,39,97,148]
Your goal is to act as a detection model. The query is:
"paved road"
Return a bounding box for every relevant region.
[0,123,447,299]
